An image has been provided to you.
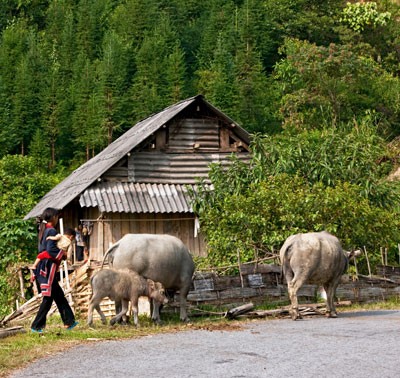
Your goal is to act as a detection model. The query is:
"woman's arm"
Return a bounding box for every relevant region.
[44,229,64,261]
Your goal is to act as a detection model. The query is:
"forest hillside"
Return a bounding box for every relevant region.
[0,1,400,316]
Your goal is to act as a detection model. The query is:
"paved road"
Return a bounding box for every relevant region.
[11,310,400,378]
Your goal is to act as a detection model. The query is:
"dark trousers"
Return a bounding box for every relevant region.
[76,245,84,261]
[31,279,75,330]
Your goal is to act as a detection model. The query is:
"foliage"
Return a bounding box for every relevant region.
[273,38,400,135]
[340,2,391,32]
[194,173,400,271]
[0,155,65,316]
[192,124,400,272]
[0,1,398,163]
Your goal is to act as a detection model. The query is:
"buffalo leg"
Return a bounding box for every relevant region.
[110,299,129,326]
[288,275,307,320]
[87,296,107,326]
[324,283,338,318]
[179,287,190,322]
[151,300,161,324]
[131,298,139,327]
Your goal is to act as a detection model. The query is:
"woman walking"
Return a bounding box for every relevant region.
[31,207,78,333]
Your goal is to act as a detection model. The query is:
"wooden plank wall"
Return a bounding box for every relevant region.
[168,118,220,150]
[83,208,207,262]
[129,151,250,184]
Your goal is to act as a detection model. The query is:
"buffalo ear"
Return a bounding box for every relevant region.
[147,279,155,293]
[347,249,362,259]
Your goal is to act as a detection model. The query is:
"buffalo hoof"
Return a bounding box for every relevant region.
[326,312,338,318]
[290,310,301,321]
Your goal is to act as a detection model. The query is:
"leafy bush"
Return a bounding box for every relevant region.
[0,155,65,317]
[192,122,400,273]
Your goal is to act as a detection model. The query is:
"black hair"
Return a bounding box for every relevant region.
[38,207,60,243]
[64,228,76,237]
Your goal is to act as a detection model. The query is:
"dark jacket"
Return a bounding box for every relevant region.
[35,224,64,296]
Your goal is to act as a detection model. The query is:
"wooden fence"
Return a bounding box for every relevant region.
[2,262,400,326]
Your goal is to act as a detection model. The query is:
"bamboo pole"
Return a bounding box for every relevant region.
[354,255,359,278]
[364,246,372,277]
[18,269,25,299]
[63,261,73,307]
[398,244,400,265]
[237,248,244,289]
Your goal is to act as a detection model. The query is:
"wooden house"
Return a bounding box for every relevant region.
[24,95,251,261]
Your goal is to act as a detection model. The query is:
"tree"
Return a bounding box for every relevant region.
[97,30,130,144]
[231,41,271,133]
[0,20,33,156]
[71,52,105,161]
[273,38,400,135]
[196,34,236,116]
[165,43,187,103]
[129,12,183,121]
[0,155,65,317]
[340,2,391,32]
[191,123,400,271]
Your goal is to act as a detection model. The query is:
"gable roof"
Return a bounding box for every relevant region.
[24,95,250,220]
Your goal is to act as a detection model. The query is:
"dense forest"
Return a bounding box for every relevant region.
[1,0,400,315]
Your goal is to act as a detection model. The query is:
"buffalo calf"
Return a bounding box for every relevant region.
[87,269,168,327]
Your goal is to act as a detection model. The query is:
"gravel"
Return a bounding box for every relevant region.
[11,310,400,378]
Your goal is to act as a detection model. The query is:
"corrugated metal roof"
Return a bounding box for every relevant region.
[24,95,250,219]
[79,182,209,214]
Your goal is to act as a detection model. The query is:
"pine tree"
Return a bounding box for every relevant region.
[195,33,236,116]
[165,43,187,103]
[71,52,105,161]
[97,30,130,144]
[129,12,180,121]
[0,20,32,156]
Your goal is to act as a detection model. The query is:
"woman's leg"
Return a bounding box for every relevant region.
[52,280,75,326]
[31,296,53,330]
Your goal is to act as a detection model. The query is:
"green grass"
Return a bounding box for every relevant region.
[0,313,232,378]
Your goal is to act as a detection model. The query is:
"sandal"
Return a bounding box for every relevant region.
[65,321,79,331]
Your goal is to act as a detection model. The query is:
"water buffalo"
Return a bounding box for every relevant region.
[280,231,360,320]
[102,234,195,322]
[87,269,168,327]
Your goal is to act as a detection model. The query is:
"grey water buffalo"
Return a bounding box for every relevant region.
[102,234,195,322]
[280,231,360,320]
[87,269,168,327]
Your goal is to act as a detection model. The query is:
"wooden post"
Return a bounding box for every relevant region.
[385,248,388,266]
[398,244,400,265]
[380,247,384,265]
[364,246,372,277]
[18,269,25,300]
[59,263,64,285]
[63,260,73,307]
[59,217,64,234]
[237,248,244,288]
[97,218,104,260]
[354,255,359,278]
